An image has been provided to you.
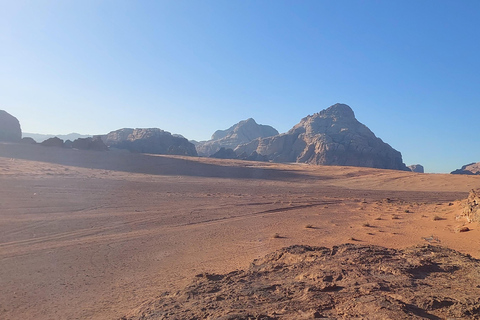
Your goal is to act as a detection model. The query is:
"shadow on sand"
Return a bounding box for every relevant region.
[0,143,323,181]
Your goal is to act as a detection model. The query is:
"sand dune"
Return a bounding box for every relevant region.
[0,143,479,319]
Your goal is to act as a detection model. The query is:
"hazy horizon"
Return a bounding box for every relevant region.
[2,1,480,173]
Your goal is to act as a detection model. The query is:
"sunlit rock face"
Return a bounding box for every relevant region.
[235,103,409,171]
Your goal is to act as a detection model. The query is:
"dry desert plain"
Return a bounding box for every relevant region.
[1,143,480,319]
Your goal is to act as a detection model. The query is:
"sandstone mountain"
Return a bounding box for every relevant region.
[451,162,480,175]
[101,128,197,156]
[195,118,278,156]
[235,104,408,170]
[408,164,424,173]
[0,110,22,142]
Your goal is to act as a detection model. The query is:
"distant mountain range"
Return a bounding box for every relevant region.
[22,132,92,143]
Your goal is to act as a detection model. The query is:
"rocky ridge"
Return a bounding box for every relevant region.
[451,162,480,175]
[196,118,278,156]
[123,244,480,320]
[235,104,408,171]
[0,110,22,142]
[102,128,197,156]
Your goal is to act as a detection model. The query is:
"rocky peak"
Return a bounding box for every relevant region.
[196,119,278,157]
[320,103,355,119]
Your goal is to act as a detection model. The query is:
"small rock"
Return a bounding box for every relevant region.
[456,226,470,233]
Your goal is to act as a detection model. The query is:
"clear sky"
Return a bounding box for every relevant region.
[1,0,479,173]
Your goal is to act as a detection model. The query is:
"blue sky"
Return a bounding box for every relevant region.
[1,0,479,173]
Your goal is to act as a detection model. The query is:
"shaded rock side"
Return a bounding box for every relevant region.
[71,136,108,151]
[0,110,22,142]
[235,104,408,170]
[102,128,197,156]
[462,189,480,222]
[122,244,480,320]
[196,118,279,156]
[451,162,480,175]
[408,164,424,173]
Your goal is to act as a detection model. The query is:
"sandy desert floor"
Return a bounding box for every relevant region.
[1,143,479,319]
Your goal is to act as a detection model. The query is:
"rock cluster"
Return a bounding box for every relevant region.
[102,128,197,156]
[123,244,480,320]
[0,110,22,142]
[235,104,408,170]
[196,118,278,156]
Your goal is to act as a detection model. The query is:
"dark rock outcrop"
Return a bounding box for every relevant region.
[210,147,238,159]
[0,110,22,142]
[124,244,480,320]
[451,162,480,175]
[20,137,36,144]
[72,136,108,151]
[196,118,278,157]
[102,128,197,156]
[41,137,64,148]
[235,104,408,171]
[408,164,424,173]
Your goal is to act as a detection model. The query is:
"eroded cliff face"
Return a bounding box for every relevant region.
[102,128,197,156]
[235,103,408,171]
[196,118,278,156]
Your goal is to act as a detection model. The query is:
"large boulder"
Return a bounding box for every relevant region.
[71,136,108,151]
[451,162,480,175]
[101,128,197,156]
[408,164,424,173]
[196,118,278,156]
[0,110,22,142]
[235,103,409,170]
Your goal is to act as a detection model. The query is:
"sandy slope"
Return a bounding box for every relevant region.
[0,143,479,319]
